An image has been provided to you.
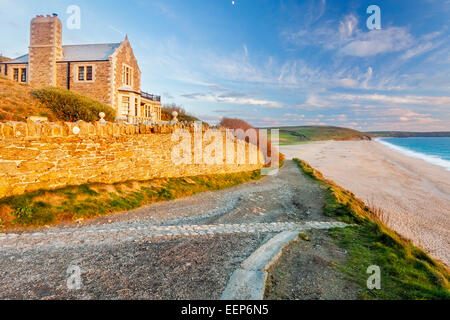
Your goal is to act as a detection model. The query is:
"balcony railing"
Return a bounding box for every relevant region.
[141,91,161,102]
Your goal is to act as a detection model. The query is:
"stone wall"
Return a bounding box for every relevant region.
[0,121,264,199]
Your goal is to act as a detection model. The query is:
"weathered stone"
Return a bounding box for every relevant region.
[18,161,55,172]
[0,121,264,198]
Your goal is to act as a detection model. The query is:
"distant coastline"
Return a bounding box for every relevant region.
[368,131,450,138]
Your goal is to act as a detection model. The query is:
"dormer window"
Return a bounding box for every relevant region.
[78,66,93,81]
[123,64,133,86]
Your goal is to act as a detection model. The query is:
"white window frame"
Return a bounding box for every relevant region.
[122,64,133,87]
[75,64,95,83]
[120,95,131,117]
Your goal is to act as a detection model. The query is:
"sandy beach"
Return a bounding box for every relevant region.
[281,141,450,266]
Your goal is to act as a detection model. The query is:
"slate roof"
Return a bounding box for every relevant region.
[5,43,121,64]
[60,43,121,62]
[5,54,28,64]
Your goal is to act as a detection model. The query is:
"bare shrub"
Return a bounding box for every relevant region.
[219,117,285,165]
[161,103,199,122]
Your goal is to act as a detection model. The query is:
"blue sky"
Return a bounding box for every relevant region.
[1,0,449,131]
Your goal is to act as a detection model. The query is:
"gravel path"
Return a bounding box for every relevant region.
[0,160,344,300]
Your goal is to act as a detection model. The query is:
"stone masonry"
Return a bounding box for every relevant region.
[28,15,62,87]
[0,121,264,199]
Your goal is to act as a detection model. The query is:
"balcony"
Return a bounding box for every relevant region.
[141,91,161,102]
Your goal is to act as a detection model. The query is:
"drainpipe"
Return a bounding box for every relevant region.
[66,62,71,90]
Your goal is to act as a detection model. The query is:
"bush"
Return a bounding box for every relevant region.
[33,87,116,122]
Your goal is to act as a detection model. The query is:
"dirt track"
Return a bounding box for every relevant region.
[0,161,356,300]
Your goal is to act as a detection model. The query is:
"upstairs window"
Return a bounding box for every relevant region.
[86,66,93,81]
[122,65,133,86]
[78,66,93,81]
[78,66,85,81]
[13,68,19,82]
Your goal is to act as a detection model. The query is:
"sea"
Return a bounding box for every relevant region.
[377,137,450,171]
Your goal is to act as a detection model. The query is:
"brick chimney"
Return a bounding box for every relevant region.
[28,14,62,87]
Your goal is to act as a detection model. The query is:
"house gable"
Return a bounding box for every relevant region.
[109,37,142,114]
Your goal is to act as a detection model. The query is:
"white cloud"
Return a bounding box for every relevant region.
[182,92,283,109]
[338,14,358,38]
[285,14,415,57]
[401,32,446,60]
[361,66,373,89]
[339,27,414,57]
[283,113,305,120]
[332,93,450,107]
[338,78,358,87]
[295,94,332,109]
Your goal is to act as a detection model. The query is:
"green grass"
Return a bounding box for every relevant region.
[267,126,371,145]
[0,170,262,229]
[294,158,450,300]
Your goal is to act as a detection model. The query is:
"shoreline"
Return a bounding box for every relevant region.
[280,140,450,266]
[375,138,450,172]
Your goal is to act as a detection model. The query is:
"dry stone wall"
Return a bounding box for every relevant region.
[0,121,264,199]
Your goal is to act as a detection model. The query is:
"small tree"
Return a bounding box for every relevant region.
[219,117,284,164]
[161,103,200,122]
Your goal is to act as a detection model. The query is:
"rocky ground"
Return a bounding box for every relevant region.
[0,160,358,300]
[265,229,359,300]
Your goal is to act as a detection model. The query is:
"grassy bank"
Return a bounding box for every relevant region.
[0,76,57,122]
[267,126,371,145]
[0,170,262,230]
[294,158,450,300]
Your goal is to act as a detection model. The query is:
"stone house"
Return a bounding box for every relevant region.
[0,14,161,122]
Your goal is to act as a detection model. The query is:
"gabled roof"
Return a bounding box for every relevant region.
[5,43,121,64]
